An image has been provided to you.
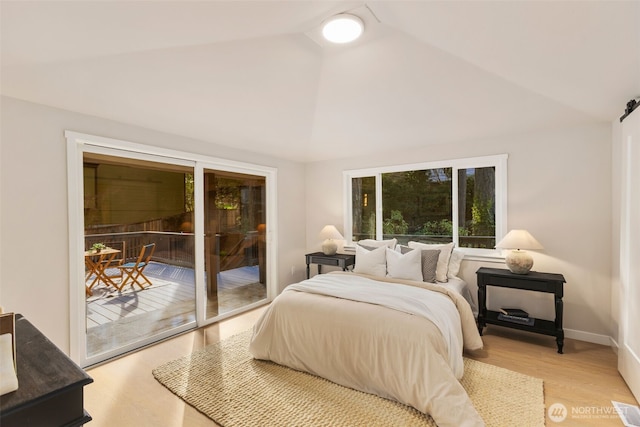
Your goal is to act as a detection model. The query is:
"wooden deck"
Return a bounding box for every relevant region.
[86,263,266,357]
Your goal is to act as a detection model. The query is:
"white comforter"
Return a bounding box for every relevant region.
[249,272,484,427]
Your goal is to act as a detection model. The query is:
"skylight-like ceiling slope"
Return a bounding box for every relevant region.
[309,26,595,160]
[1,1,638,163]
[373,1,640,121]
[2,33,325,160]
[0,1,351,65]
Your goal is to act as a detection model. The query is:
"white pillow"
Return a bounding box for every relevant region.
[447,249,465,279]
[407,241,455,282]
[353,245,387,277]
[357,238,397,250]
[385,247,423,281]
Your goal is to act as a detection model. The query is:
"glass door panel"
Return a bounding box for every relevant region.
[83,152,196,359]
[203,169,267,320]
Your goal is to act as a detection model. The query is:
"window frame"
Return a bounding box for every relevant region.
[343,154,508,259]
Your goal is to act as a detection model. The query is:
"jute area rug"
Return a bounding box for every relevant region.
[153,330,544,427]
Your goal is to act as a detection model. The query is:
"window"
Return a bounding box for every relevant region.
[344,155,507,253]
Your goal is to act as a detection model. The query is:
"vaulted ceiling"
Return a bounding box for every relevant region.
[2,1,639,162]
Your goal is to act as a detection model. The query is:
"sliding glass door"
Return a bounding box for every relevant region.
[202,168,267,322]
[67,131,276,367]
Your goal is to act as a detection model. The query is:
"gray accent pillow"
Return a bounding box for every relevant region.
[400,246,441,283]
[357,243,379,251]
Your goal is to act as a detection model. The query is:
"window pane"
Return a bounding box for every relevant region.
[381,168,452,245]
[351,176,376,241]
[458,167,495,248]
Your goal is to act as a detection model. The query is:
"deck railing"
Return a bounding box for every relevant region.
[85,232,195,268]
[85,231,260,270]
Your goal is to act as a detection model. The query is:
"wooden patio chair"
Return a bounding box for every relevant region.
[116,243,155,291]
[101,241,126,284]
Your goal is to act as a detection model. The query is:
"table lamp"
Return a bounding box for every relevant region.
[319,225,344,256]
[495,229,544,274]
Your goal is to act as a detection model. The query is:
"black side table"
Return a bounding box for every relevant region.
[476,267,566,353]
[305,252,356,279]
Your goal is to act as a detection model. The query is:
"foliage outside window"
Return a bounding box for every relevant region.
[346,155,506,251]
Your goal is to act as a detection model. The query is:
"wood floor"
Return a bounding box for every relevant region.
[84,307,638,427]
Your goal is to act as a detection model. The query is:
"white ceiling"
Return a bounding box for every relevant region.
[2,1,639,163]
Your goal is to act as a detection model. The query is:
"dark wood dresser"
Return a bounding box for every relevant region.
[0,314,93,426]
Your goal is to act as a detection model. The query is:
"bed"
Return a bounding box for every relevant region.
[439,276,479,317]
[249,242,485,427]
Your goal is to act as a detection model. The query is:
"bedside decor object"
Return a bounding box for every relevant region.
[496,313,535,327]
[319,225,344,256]
[495,229,543,274]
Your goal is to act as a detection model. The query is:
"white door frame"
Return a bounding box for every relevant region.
[66,131,277,367]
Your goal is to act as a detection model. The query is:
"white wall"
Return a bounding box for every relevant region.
[0,96,307,353]
[0,94,616,351]
[305,122,614,342]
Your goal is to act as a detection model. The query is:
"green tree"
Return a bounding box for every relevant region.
[471,168,495,237]
[382,169,452,235]
[383,210,408,235]
[421,219,452,236]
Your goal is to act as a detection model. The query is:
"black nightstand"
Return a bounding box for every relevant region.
[476,267,566,353]
[305,252,356,279]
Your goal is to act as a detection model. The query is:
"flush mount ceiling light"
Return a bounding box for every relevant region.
[322,14,364,44]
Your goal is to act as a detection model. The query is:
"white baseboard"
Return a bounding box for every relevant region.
[564,328,612,346]
[609,337,620,355]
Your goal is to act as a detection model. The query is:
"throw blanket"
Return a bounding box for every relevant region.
[288,274,464,377]
[250,272,485,427]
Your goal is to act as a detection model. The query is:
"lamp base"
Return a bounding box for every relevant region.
[505,249,533,274]
[322,239,338,256]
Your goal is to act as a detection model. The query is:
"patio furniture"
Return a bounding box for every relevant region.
[100,241,126,283]
[84,247,122,296]
[117,243,156,291]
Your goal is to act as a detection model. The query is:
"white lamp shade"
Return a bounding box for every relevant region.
[495,229,543,250]
[319,225,344,255]
[319,225,344,241]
